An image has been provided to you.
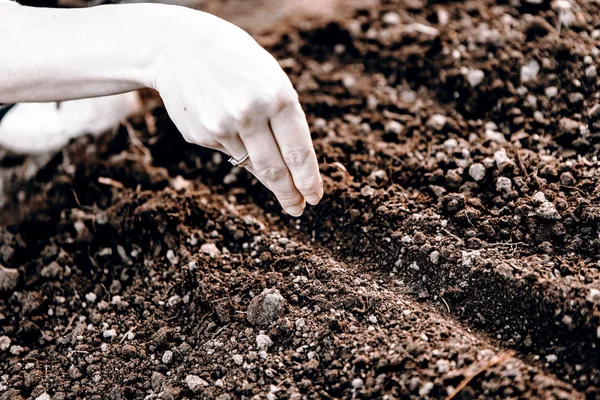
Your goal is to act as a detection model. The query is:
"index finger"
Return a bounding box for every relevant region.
[270,100,323,205]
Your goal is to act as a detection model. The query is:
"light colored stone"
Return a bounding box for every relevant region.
[247,288,285,326]
[0,335,10,351]
[185,374,209,392]
[468,163,486,182]
[496,177,512,193]
[256,334,273,351]
[536,201,561,220]
[466,69,485,87]
[521,60,540,83]
[0,265,19,292]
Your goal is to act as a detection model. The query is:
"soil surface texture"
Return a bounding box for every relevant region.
[1,0,599,399]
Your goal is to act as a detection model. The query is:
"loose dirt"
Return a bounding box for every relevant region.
[1,0,599,399]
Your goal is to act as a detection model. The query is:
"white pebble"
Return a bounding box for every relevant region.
[232,354,244,365]
[496,177,512,193]
[521,60,540,83]
[256,334,273,351]
[545,86,558,98]
[532,191,546,204]
[468,163,486,182]
[385,120,403,135]
[382,12,401,25]
[185,374,209,392]
[103,329,117,339]
[586,288,600,305]
[351,378,364,389]
[466,69,485,87]
[85,292,97,303]
[494,149,512,168]
[162,350,173,364]
[585,65,597,79]
[0,336,10,351]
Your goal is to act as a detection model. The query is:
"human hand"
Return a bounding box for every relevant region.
[153,10,323,216]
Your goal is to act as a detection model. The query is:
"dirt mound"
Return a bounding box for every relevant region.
[1,0,599,399]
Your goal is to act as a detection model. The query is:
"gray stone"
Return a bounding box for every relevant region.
[0,265,19,292]
[246,288,285,327]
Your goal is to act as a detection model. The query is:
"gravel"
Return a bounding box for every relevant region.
[85,292,97,303]
[185,374,209,392]
[496,177,512,193]
[468,163,486,181]
[246,288,285,327]
[466,69,485,87]
[0,265,19,292]
[536,201,561,220]
[532,191,546,204]
[232,354,244,365]
[102,329,117,339]
[256,334,273,351]
[162,350,173,364]
[493,149,513,168]
[0,336,10,351]
[384,120,403,135]
[521,59,540,83]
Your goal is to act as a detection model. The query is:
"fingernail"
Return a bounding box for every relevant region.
[305,194,321,205]
[286,205,305,217]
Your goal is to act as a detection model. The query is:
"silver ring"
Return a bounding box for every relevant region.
[228,153,250,167]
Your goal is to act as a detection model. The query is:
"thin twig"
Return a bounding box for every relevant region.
[441,297,450,313]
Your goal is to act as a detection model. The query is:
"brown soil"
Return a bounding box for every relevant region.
[1,0,599,399]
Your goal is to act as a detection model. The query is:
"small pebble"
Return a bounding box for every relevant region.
[536,201,561,220]
[427,114,447,130]
[545,86,558,98]
[546,354,558,363]
[0,335,10,351]
[385,120,403,135]
[162,350,173,364]
[468,163,486,181]
[0,265,19,292]
[103,329,117,339]
[351,378,364,389]
[232,354,244,365]
[200,243,221,258]
[496,177,512,193]
[382,11,401,25]
[256,334,273,351]
[532,191,546,204]
[494,149,513,168]
[185,375,209,392]
[585,65,597,79]
[85,292,97,303]
[521,59,540,83]
[247,288,285,326]
[466,69,485,87]
[586,289,600,305]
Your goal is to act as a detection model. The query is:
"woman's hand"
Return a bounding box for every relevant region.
[0,3,322,216]
[153,11,323,216]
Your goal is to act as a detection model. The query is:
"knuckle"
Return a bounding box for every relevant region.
[256,165,288,182]
[276,192,304,208]
[283,148,313,168]
[274,88,299,113]
[295,175,321,193]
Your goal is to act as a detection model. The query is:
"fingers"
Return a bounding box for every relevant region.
[270,101,323,205]
[238,119,306,217]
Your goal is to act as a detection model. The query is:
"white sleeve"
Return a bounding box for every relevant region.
[0,0,19,4]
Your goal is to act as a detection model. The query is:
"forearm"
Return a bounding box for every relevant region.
[0,3,185,103]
